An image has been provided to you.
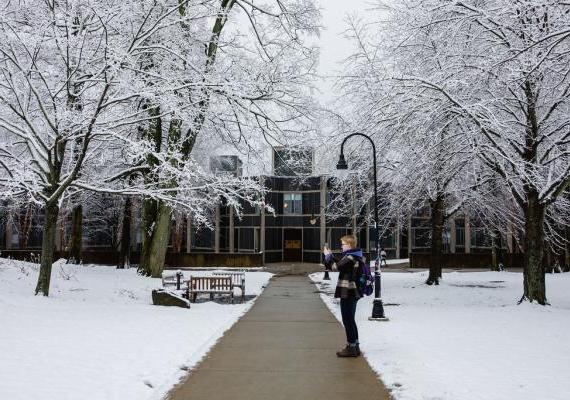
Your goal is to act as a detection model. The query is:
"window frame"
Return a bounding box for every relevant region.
[283,193,302,215]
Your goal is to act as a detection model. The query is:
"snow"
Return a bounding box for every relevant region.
[311,270,570,400]
[384,258,409,265]
[0,258,272,400]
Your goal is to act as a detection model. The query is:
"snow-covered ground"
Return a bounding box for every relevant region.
[385,258,410,265]
[0,258,272,400]
[311,270,570,400]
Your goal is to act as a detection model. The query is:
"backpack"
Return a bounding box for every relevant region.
[353,257,374,296]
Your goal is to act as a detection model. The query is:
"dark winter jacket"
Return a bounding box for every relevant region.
[324,248,364,299]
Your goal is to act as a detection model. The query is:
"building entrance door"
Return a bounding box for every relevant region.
[283,229,302,262]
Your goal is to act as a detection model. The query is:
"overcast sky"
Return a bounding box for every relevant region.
[315,0,373,103]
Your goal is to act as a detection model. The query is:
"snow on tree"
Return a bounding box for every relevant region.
[338,0,570,303]
[0,1,274,295]
[133,0,321,277]
[335,8,482,285]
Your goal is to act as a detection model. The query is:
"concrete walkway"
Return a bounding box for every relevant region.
[167,276,391,400]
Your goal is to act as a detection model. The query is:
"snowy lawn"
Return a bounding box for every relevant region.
[311,269,570,400]
[0,258,272,400]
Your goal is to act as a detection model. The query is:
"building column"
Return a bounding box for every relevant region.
[214,205,220,253]
[465,214,471,254]
[5,217,12,249]
[260,207,266,264]
[408,214,413,256]
[55,219,62,252]
[506,222,513,253]
[128,198,138,252]
[366,201,371,254]
[450,218,456,254]
[320,177,327,248]
[229,206,235,253]
[395,220,401,259]
[565,226,570,271]
[351,179,357,235]
[186,215,192,253]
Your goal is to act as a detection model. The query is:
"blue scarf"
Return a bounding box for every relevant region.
[342,248,363,259]
[324,248,363,263]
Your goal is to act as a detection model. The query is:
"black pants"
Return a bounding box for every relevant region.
[340,297,359,345]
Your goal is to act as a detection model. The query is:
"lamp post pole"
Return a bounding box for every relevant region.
[311,206,331,280]
[336,133,388,321]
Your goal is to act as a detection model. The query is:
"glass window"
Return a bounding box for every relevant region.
[191,228,215,250]
[412,227,431,248]
[455,227,465,247]
[471,228,492,248]
[237,228,255,251]
[283,193,302,214]
[372,226,395,249]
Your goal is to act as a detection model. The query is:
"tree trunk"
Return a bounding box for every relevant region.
[426,196,444,285]
[117,197,132,269]
[519,79,548,304]
[138,104,163,275]
[35,202,60,296]
[68,204,82,264]
[139,197,157,275]
[522,192,547,304]
[139,200,171,277]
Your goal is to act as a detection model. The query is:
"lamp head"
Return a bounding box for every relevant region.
[335,153,351,180]
[336,153,348,170]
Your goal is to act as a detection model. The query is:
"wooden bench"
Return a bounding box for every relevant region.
[162,271,185,290]
[186,276,234,303]
[212,272,246,301]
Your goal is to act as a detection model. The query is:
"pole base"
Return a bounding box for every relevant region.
[370,298,387,320]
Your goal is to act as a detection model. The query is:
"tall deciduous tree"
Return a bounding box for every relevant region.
[339,0,570,303]
[337,11,480,285]
[0,0,269,295]
[136,0,321,277]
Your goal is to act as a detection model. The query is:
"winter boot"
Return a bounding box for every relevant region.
[336,344,359,358]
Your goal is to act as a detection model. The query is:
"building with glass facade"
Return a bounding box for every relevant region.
[183,148,508,264]
[1,146,520,266]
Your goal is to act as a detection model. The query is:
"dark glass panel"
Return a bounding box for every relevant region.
[265,228,282,250]
[303,228,321,250]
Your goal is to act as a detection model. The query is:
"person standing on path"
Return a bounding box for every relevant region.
[380,247,388,267]
[323,234,363,358]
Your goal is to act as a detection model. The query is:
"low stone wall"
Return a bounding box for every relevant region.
[164,252,263,268]
[0,249,120,264]
[0,249,263,268]
[410,252,525,269]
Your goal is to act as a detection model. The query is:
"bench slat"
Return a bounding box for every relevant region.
[187,276,234,303]
[212,272,246,299]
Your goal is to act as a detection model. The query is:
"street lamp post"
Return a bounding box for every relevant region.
[336,133,388,321]
[310,206,332,280]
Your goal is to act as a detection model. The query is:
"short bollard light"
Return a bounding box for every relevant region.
[324,263,331,280]
[176,271,184,290]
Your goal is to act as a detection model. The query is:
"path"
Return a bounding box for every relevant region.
[167,275,391,400]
